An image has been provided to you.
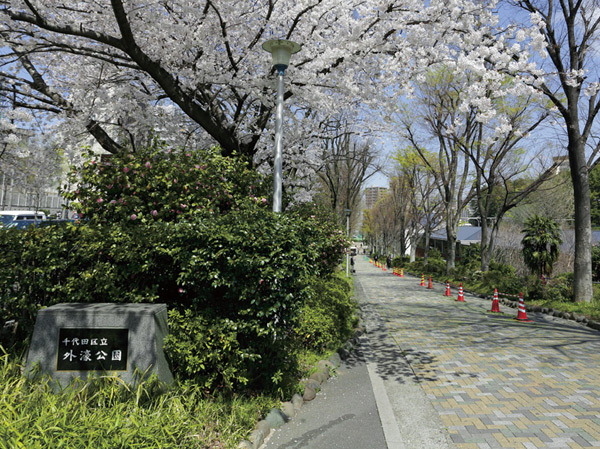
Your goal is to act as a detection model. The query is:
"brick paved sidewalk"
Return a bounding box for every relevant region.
[356,257,600,449]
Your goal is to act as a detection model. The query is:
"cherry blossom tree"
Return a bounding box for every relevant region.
[0,1,540,153]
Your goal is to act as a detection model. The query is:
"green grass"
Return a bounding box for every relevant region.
[0,348,278,449]
[527,297,600,320]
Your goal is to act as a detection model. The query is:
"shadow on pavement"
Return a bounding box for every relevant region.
[273,414,356,449]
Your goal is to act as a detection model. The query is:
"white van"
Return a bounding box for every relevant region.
[0,210,47,229]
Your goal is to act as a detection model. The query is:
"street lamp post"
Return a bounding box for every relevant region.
[345,209,352,277]
[262,39,301,213]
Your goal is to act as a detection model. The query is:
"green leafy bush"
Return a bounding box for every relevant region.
[164,309,256,391]
[406,259,425,274]
[458,243,481,273]
[479,262,521,295]
[392,256,410,268]
[294,273,357,353]
[425,257,446,275]
[593,245,600,282]
[1,146,348,392]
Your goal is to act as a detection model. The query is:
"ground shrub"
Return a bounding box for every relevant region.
[406,259,425,274]
[392,256,410,268]
[294,273,357,353]
[425,257,446,275]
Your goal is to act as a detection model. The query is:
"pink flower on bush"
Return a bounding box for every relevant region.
[151,210,158,217]
[123,167,130,173]
[97,198,103,203]
[130,214,137,220]
[145,161,151,168]
[110,200,116,204]
[261,198,267,204]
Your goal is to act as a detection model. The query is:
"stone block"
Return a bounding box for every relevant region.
[291,393,304,411]
[25,303,173,387]
[303,386,316,401]
[265,408,288,428]
[328,352,341,368]
[249,429,266,449]
[255,419,270,435]
[280,401,296,419]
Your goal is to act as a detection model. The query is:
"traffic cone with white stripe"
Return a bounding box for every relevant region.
[444,280,451,296]
[515,292,532,322]
[420,273,425,286]
[456,283,465,302]
[489,288,501,313]
[427,275,433,289]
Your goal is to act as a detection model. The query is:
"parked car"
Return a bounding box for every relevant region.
[0,210,47,229]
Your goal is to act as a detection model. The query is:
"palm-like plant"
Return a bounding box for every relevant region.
[521,215,563,277]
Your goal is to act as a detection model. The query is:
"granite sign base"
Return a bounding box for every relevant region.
[25,303,173,387]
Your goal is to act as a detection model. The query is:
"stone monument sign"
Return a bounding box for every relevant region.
[26,303,173,386]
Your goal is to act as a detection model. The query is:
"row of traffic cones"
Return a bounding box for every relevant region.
[489,288,532,321]
[393,267,404,277]
[385,265,533,323]
[423,275,533,322]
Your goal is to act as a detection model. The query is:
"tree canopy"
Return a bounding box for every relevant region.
[0,1,542,168]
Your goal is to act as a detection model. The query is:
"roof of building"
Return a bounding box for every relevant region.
[430,225,600,249]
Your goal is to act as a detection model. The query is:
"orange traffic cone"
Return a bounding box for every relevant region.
[490,288,501,313]
[427,275,433,289]
[456,283,465,302]
[444,280,452,296]
[400,268,404,277]
[420,273,425,286]
[515,292,532,322]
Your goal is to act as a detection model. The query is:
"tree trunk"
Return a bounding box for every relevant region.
[446,234,457,274]
[569,136,593,302]
[446,220,457,274]
[423,227,431,265]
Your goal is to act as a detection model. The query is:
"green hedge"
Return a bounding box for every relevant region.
[294,273,357,353]
[0,145,352,392]
[0,208,346,391]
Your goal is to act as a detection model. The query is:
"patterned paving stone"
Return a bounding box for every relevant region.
[357,257,600,449]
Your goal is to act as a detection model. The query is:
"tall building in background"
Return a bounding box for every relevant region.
[364,187,388,210]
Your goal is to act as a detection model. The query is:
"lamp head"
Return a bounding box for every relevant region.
[262,39,301,75]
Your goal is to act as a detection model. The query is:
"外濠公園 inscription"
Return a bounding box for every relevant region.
[56,328,128,371]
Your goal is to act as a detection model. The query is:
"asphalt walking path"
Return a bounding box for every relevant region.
[264,256,600,449]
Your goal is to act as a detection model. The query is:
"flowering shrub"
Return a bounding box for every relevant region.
[63,143,268,222]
